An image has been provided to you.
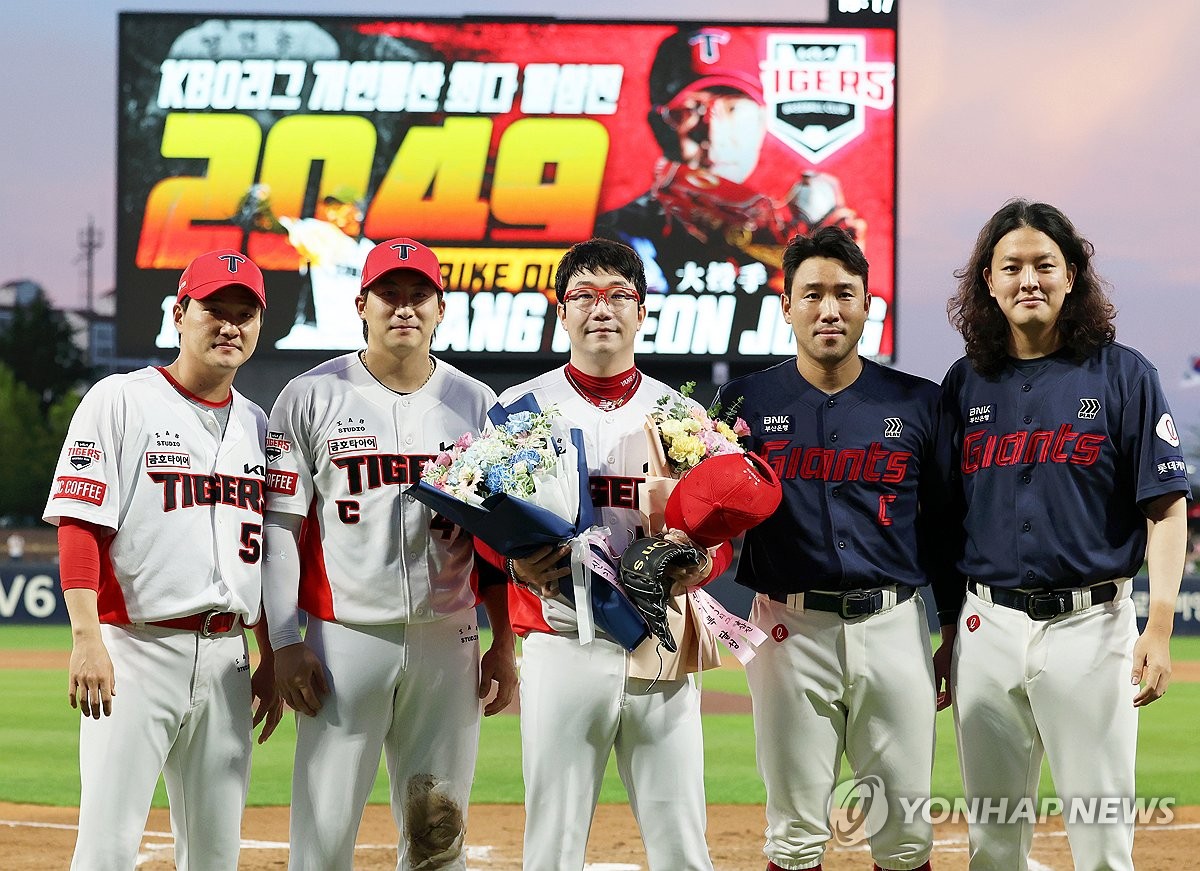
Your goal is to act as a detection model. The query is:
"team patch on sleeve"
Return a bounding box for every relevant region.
[1156,456,1188,483]
[53,476,107,505]
[1155,413,1180,448]
[267,469,299,495]
[265,431,291,462]
[67,441,103,470]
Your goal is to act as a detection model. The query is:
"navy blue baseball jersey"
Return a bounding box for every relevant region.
[941,342,1191,590]
[717,359,962,619]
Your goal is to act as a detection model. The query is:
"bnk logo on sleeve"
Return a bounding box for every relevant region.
[761,414,793,434]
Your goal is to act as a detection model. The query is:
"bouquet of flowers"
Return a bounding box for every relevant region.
[408,393,649,651]
[646,381,751,476]
[641,382,780,549]
[620,383,777,679]
[420,406,576,531]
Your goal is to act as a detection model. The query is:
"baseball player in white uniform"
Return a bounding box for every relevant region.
[44,249,281,870]
[483,239,726,871]
[274,189,376,350]
[262,237,517,871]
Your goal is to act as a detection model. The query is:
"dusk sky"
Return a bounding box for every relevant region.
[3,0,1198,430]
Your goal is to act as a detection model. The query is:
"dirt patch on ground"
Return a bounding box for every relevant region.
[1,801,1196,869]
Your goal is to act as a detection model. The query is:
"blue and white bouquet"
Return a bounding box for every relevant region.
[408,394,649,650]
[420,404,576,532]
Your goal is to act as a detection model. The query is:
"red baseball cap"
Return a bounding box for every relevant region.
[176,249,266,310]
[664,452,782,548]
[361,238,445,292]
[651,27,765,108]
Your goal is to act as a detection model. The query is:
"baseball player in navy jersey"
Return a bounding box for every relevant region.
[262,237,517,871]
[477,238,728,871]
[943,200,1190,870]
[43,249,281,870]
[716,227,959,871]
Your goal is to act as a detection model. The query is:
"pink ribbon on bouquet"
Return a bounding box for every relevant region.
[688,588,768,664]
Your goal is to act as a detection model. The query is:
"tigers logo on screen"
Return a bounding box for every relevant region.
[761,34,895,164]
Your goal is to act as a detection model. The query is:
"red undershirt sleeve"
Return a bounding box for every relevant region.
[58,517,103,592]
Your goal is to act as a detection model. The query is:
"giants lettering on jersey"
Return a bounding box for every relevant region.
[761,439,912,483]
[960,423,1105,474]
[333,454,434,495]
[53,476,107,505]
[589,475,641,509]
[149,472,265,513]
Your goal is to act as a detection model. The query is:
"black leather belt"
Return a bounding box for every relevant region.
[768,585,916,618]
[968,580,1119,621]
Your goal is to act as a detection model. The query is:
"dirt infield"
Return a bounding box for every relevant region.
[2,801,1198,869]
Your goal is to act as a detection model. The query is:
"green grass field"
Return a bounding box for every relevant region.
[2,626,1198,807]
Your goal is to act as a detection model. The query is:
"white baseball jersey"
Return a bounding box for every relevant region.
[497,368,714,871]
[496,367,692,637]
[265,354,496,625]
[43,367,267,623]
[275,217,375,350]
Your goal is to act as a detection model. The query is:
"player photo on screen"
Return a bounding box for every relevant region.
[117,10,896,362]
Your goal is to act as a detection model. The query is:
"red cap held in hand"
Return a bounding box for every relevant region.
[664,452,782,548]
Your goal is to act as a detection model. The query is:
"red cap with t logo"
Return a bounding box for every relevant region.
[361,238,445,291]
[176,249,266,309]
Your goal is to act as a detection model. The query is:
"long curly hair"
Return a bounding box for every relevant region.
[947,199,1116,376]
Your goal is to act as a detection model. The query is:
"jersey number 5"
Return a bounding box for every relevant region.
[239,522,263,564]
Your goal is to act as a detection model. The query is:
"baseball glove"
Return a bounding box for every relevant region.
[618,536,704,653]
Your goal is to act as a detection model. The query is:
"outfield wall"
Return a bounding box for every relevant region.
[3,563,1200,635]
